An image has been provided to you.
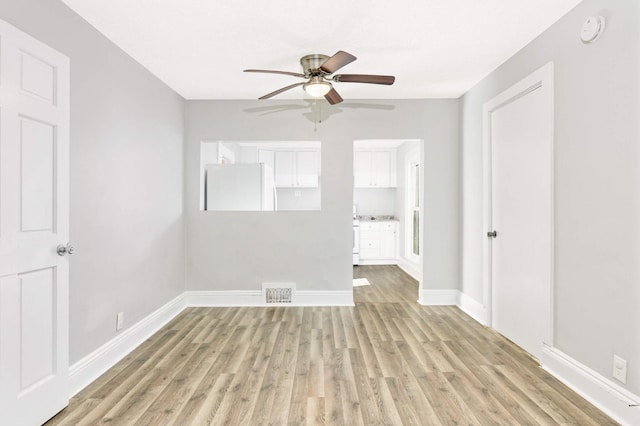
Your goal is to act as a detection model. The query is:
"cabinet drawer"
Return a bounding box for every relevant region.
[359,229,378,240]
[359,222,379,231]
[360,238,379,249]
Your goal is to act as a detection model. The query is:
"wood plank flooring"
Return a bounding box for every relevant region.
[47,265,616,425]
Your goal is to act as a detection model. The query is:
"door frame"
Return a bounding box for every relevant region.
[482,62,555,347]
[404,144,421,266]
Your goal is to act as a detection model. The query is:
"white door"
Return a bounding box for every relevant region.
[484,64,553,361]
[0,19,70,425]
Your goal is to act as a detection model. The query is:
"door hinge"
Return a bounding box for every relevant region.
[487,230,498,238]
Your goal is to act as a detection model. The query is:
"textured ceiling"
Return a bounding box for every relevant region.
[61,0,583,100]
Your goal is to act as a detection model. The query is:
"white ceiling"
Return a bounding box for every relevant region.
[61,0,582,100]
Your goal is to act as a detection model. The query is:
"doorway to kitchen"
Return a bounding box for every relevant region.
[352,139,422,300]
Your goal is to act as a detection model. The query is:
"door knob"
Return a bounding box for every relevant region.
[487,231,498,238]
[57,243,76,256]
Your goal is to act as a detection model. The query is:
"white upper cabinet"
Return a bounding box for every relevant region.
[295,151,319,187]
[354,149,396,188]
[274,150,319,188]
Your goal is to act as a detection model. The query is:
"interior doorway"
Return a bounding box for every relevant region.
[352,139,422,300]
[483,63,554,361]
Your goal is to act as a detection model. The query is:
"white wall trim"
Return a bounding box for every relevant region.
[418,289,460,306]
[397,257,422,282]
[542,345,640,426]
[68,293,187,397]
[185,290,354,307]
[458,292,488,325]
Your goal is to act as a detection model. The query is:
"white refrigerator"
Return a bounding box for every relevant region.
[205,163,277,211]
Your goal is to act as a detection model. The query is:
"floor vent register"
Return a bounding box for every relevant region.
[262,282,296,304]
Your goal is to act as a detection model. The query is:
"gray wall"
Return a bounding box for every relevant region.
[460,0,639,393]
[0,0,186,363]
[185,99,459,293]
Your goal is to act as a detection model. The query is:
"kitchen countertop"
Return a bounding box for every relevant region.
[357,215,397,221]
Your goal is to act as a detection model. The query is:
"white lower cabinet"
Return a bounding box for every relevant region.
[359,221,397,263]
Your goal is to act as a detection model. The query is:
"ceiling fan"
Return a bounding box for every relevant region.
[244,51,395,105]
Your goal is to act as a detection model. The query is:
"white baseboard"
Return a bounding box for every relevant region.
[68,293,186,397]
[185,290,354,307]
[458,292,488,325]
[541,345,640,425]
[418,289,460,306]
[396,258,422,282]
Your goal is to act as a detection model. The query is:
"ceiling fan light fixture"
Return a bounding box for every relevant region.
[303,78,332,97]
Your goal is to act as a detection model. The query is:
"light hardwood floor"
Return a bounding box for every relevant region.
[47,265,616,425]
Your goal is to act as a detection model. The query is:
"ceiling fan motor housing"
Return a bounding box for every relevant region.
[300,54,330,77]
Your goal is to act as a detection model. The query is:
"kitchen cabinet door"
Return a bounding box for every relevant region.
[380,222,397,259]
[354,151,372,187]
[354,149,396,187]
[371,151,391,187]
[274,151,295,187]
[296,151,319,187]
[274,150,319,188]
[359,221,397,261]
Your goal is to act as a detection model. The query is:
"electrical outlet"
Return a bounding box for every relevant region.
[612,355,627,384]
[116,312,124,331]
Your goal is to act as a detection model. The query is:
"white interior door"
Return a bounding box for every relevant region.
[484,64,553,361]
[0,19,70,425]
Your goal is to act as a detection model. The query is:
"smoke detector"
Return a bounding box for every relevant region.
[581,16,606,44]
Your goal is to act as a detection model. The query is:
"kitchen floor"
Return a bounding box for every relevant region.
[353,264,418,304]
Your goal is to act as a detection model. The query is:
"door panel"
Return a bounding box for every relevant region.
[0,19,70,426]
[490,76,552,361]
[20,117,56,232]
[20,50,56,103]
[20,268,56,390]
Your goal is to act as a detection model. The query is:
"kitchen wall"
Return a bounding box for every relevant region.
[460,0,640,395]
[353,188,396,216]
[0,0,185,364]
[185,99,459,295]
[277,187,322,211]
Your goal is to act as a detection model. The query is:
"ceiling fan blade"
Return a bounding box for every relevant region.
[244,69,305,78]
[258,82,306,100]
[320,51,357,74]
[333,74,395,85]
[324,88,343,105]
